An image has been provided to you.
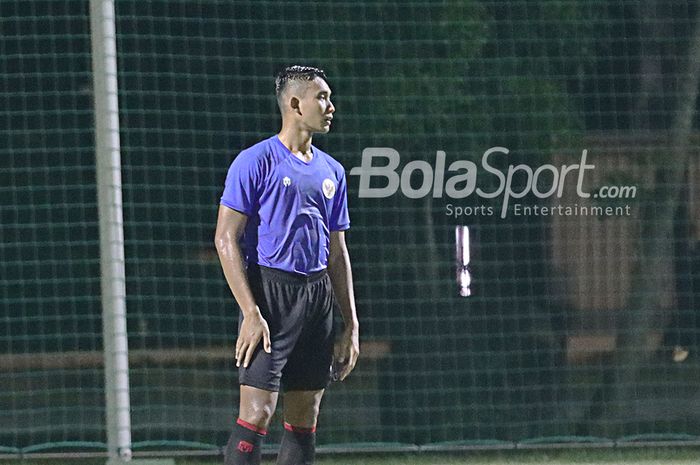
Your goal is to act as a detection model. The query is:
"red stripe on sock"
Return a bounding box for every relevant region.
[284,422,316,434]
[236,418,268,435]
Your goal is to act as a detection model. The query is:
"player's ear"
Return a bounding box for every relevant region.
[290,96,301,115]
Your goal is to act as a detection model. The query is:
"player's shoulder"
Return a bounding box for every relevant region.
[235,136,278,163]
[314,146,346,177]
[229,136,282,175]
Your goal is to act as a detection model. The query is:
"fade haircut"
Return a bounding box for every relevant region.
[275,65,328,103]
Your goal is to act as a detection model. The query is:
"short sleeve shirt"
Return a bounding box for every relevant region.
[220,135,350,275]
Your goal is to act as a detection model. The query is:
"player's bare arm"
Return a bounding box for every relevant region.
[214,205,272,368]
[328,230,360,381]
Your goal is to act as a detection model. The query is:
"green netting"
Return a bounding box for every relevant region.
[0,0,104,451]
[2,0,700,455]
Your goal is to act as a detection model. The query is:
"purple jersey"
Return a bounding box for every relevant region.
[220,135,350,275]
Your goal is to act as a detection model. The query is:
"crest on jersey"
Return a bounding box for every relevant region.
[283,176,291,187]
[322,178,336,199]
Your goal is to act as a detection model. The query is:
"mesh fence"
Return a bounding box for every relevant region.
[0,0,105,452]
[2,0,700,454]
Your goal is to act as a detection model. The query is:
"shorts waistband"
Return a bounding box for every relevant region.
[250,264,328,284]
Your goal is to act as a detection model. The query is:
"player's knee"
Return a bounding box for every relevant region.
[284,391,323,425]
[240,395,277,426]
[258,400,277,422]
[242,405,275,426]
[298,402,320,423]
[284,408,318,427]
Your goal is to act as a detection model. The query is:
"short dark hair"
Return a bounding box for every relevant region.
[275,65,328,98]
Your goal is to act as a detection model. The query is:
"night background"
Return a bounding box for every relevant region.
[1,0,699,454]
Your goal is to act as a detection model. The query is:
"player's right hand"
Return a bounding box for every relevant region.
[235,306,271,368]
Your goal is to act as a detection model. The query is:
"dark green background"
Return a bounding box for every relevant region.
[1,0,699,452]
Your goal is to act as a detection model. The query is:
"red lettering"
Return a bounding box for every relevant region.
[237,441,254,454]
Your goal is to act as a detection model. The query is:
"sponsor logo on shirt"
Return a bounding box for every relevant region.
[283,176,291,187]
[322,178,336,199]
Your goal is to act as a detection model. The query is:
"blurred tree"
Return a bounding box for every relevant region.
[603,5,700,437]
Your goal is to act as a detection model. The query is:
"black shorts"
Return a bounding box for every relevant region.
[237,265,336,392]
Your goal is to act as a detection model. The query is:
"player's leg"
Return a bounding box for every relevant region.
[239,385,280,426]
[275,275,335,465]
[224,307,281,465]
[276,389,324,465]
[224,385,278,465]
[226,266,311,465]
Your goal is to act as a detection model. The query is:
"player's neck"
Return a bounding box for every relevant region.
[277,127,313,162]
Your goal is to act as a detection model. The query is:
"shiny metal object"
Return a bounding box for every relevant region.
[455,226,472,297]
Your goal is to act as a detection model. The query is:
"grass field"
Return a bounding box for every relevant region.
[208,446,700,464]
[7,447,700,465]
[304,447,700,464]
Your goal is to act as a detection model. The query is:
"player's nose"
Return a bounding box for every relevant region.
[326,100,335,114]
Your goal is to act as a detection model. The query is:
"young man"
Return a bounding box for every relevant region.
[214,66,359,465]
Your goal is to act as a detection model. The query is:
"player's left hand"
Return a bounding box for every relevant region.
[333,325,359,381]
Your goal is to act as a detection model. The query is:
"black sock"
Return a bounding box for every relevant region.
[276,422,316,465]
[224,419,267,465]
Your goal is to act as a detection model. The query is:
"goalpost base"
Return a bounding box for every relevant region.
[108,459,176,465]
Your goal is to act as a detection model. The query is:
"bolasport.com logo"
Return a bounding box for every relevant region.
[348,147,637,219]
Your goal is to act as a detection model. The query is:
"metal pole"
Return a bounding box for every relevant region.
[89,1,132,463]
